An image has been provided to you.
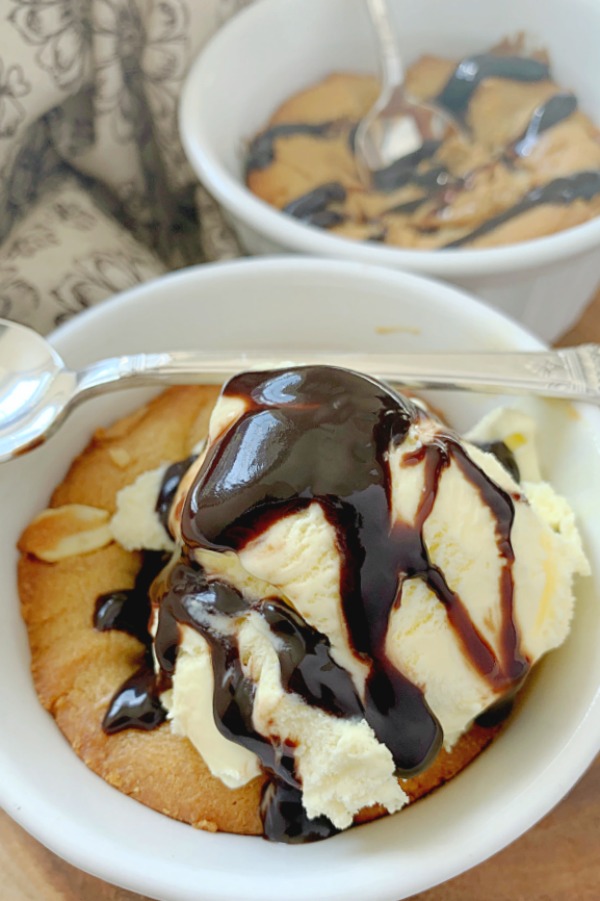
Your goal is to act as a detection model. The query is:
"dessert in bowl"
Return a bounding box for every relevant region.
[2,258,600,899]
[180,0,600,341]
[246,50,600,249]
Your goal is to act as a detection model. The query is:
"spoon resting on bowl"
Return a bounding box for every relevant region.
[354,0,463,187]
[1,318,600,463]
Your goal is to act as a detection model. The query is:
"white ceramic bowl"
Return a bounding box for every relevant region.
[1,258,599,901]
[180,0,600,342]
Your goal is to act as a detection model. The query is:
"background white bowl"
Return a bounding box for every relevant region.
[1,258,599,901]
[180,0,600,342]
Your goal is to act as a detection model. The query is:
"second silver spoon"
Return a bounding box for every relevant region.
[354,0,462,183]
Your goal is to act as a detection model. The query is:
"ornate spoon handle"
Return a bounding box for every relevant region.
[75,346,600,404]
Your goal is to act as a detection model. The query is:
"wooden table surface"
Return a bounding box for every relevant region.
[2,290,600,901]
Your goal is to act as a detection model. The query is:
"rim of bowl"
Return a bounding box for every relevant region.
[179,0,600,279]
[2,257,599,901]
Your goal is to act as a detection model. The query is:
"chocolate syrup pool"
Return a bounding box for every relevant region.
[96,366,527,843]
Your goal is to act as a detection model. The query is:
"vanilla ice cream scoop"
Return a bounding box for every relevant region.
[106,366,588,843]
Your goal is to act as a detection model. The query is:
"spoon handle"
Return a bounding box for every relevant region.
[366,0,404,90]
[74,346,600,405]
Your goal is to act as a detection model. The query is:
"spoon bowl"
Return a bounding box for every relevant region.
[0,320,77,458]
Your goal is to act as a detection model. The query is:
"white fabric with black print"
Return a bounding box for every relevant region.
[0,0,254,333]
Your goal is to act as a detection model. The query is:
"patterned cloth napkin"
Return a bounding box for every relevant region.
[0,0,254,334]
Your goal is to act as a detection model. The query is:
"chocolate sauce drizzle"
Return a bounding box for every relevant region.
[283,181,347,228]
[371,143,445,194]
[153,557,350,841]
[155,454,197,534]
[378,93,577,215]
[435,54,550,117]
[95,449,198,732]
[94,551,168,733]
[102,659,166,735]
[444,170,600,248]
[261,779,339,843]
[378,91,581,221]
[512,93,578,158]
[376,91,580,217]
[398,439,527,689]
[95,550,166,644]
[154,559,366,783]
[95,366,529,843]
[246,121,337,173]
[476,440,520,484]
[180,368,526,772]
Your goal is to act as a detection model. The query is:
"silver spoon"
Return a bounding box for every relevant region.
[1,317,600,463]
[354,0,462,183]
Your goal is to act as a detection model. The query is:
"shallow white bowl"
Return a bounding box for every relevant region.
[0,258,599,901]
[180,0,600,342]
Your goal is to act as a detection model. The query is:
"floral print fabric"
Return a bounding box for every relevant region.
[0,0,252,333]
